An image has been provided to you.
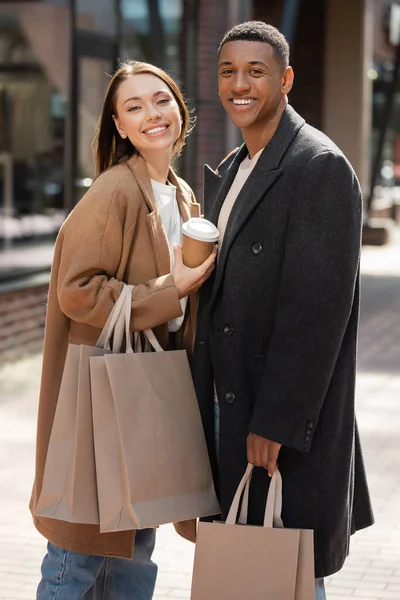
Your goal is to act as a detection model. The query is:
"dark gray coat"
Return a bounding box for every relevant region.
[192,106,374,578]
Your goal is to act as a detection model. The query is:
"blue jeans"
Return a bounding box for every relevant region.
[214,402,327,600]
[37,528,157,600]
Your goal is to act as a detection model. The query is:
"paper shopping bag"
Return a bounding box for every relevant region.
[190,464,315,600]
[91,288,220,532]
[34,285,130,524]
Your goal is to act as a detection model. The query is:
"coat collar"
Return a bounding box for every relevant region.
[126,153,200,276]
[206,105,305,306]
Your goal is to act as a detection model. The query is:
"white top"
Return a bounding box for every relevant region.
[151,179,188,332]
[214,148,263,403]
[217,148,264,251]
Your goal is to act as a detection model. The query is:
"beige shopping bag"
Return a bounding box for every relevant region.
[91,286,220,532]
[34,285,131,524]
[190,464,315,600]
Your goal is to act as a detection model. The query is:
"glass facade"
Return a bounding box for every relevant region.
[369,0,400,219]
[120,0,184,76]
[0,0,197,269]
[0,1,69,255]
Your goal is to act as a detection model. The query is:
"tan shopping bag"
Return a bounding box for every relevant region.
[190,464,315,600]
[34,285,131,524]
[91,286,220,532]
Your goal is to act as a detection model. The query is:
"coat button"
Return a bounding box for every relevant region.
[225,392,235,404]
[307,422,314,429]
[251,242,262,254]
[305,429,312,436]
[223,324,234,336]
[304,435,310,443]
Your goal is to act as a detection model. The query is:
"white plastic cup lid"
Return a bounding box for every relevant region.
[182,218,219,242]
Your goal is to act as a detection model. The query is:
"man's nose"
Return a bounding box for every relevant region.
[232,72,251,93]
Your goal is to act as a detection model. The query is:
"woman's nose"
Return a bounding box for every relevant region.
[146,105,161,121]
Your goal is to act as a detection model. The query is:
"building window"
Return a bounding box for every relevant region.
[0,0,68,255]
[120,0,183,76]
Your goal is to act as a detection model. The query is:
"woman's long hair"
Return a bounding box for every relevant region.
[93,60,192,176]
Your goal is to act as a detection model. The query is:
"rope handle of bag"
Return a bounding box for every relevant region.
[225,462,284,529]
[95,284,164,354]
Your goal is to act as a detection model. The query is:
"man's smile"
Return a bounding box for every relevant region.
[229,98,257,109]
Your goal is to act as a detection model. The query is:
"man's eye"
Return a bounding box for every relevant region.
[221,69,233,75]
[250,70,263,75]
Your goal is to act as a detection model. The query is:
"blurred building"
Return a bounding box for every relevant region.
[0,0,397,361]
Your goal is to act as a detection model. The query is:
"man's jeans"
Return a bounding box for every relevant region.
[214,402,327,600]
[37,528,157,600]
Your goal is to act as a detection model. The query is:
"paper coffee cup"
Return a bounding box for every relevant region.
[181,218,219,268]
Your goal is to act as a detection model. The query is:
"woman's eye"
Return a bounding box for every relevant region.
[157,98,170,105]
[128,106,140,112]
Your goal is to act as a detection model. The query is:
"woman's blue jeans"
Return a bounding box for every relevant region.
[214,402,327,600]
[37,528,157,600]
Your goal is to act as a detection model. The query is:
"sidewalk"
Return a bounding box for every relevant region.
[0,229,399,600]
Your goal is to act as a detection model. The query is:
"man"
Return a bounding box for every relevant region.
[192,21,374,595]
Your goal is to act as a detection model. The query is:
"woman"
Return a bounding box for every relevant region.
[31,60,216,600]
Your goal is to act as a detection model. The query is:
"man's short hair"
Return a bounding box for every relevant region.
[218,21,290,69]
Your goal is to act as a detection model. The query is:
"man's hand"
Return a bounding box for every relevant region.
[246,433,282,477]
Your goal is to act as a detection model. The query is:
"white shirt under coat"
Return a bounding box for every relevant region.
[151,179,188,332]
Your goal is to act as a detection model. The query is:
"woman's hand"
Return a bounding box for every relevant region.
[173,244,217,298]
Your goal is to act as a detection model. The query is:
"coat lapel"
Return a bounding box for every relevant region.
[206,146,248,225]
[126,155,200,277]
[209,105,306,306]
[168,168,201,221]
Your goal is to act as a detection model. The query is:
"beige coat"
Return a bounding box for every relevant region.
[30,154,200,558]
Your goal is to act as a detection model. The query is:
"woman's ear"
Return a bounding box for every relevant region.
[112,115,127,139]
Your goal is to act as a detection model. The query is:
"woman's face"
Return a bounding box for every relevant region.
[113,73,182,157]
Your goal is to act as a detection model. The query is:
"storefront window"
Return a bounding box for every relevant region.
[0,1,68,253]
[76,0,117,37]
[120,0,183,78]
[72,1,117,204]
[119,0,197,183]
[76,56,113,189]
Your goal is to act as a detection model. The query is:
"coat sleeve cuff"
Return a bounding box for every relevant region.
[249,406,318,454]
[129,273,183,332]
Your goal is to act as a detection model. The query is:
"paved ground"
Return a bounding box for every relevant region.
[0,227,399,600]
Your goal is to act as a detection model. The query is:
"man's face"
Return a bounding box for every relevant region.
[218,40,293,131]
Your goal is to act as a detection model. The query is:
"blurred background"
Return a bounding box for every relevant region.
[0,4,399,599]
[0,0,399,362]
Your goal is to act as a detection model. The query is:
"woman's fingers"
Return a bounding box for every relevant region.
[173,244,218,298]
[173,243,183,267]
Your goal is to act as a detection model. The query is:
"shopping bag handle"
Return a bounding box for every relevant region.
[226,463,283,528]
[95,285,133,352]
[115,287,163,354]
[96,283,167,355]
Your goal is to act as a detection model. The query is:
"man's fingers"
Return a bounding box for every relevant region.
[266,458,278,477]
[260,444,270,470]
[266,443,281,477]
[247,434,282,473]
[247,433,264,467]
[246,434,257,466]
